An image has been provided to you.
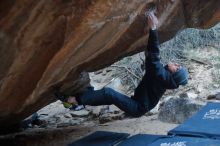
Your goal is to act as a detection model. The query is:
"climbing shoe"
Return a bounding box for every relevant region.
[70,105,85,111]
[54,90,76,109]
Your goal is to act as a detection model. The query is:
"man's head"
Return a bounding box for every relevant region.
[165,63,188,86]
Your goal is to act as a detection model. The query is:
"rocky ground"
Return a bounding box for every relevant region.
[0,24,219,146]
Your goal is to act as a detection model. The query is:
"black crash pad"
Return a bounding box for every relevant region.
[117,134,164,146]
[68,131,129,146]
[149,136,220,146]
[169,102,220,139]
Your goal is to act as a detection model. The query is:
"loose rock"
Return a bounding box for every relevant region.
[179,92,198,99]
[70,110,90,117]
[158,96,204,124]
[99,113,125,124]
[207,92,220,100]
[108,105,121,114]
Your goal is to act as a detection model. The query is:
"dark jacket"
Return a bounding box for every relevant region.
[133,29,178,112]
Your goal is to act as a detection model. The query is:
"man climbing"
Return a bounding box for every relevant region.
[55,11,188,117]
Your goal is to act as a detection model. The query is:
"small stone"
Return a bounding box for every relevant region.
[33,125,39,128]
[108,105,121,114]
[197,85,203,93]
[57,119,81,128]
[99,106,110,115]
[215,93,220,100]
[99,113,125,124]
[94,70,103,75]
[179,92,198,99]
[102,70,107,76]
[91,106,103,117]
[213,84,219,88]
[64,113,72,118]
[207,94,216,100]
[70,110,90,117]
[106,69,112,72]
[207,92,220,100]
[188,69,195,73]
[32,119,47,126]
[93,78,102,83]
[54,115,63,122]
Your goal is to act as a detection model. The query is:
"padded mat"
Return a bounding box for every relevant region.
[117,134,164,146]
[149,136,220,146]
[68,131,129,146]
[169,102,220,139]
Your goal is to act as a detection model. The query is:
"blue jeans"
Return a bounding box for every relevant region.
[77,87,148,117]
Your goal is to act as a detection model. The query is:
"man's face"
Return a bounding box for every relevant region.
[166,63,181,74]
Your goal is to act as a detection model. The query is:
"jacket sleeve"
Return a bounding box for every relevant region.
[146,29,159,54]
[145,29,177,88]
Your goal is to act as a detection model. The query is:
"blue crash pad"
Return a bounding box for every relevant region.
[117,134,164,146]
[169,102,220,139]
[148,136,220,146]
[68,131,129,146]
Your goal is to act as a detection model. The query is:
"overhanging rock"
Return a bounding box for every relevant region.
[0,0,219,130]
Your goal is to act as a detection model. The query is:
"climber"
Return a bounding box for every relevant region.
[55,11,188,117]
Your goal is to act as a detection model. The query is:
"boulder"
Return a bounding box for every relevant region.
[158,96,204,124]
[0,0,219,130]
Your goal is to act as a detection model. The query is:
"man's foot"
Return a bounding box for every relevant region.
[70,105,85,111]
[62,97,78,109]
[54,89,78,109]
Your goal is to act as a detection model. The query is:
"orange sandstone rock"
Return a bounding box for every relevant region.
[0,0,219,129]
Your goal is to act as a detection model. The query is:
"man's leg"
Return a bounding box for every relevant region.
[77,87,146,117]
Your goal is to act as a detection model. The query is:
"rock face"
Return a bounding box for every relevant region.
[158,97,204,124]
[0,0,219,130]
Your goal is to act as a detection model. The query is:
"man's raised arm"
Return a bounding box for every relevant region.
[145,12,175,87]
